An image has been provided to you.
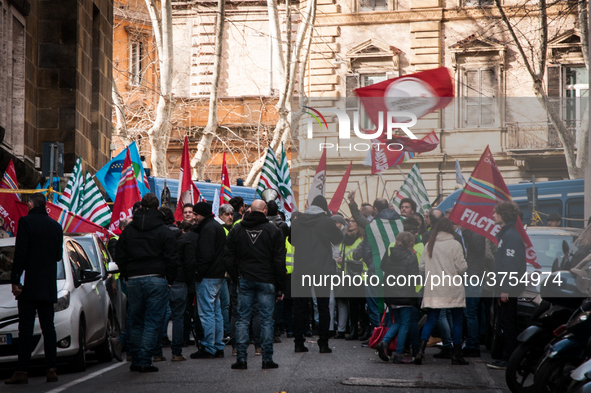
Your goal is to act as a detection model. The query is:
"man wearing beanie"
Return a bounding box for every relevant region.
[190,202,227,359]
[290,195,343,353]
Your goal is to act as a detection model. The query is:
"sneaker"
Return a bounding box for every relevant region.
[255,347,262,356]
[361,340,370,348]
[153,356,166,362]
[486,360,508,370]
[111,337,123,362]
[222,336,231,344]
[232,347,237,356]
[190,350,216,359]
[400,356,414,364]
[171,355,187,362]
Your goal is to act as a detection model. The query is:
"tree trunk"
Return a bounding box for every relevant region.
[191,0,225,180]
[145,0,173,177]
[112,80,130,146]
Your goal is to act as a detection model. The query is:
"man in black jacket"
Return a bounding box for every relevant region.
[225,200,286,370]
[487,201,526,370]
[291,195,343,353]
[6,193,63,385]
[190,202,227,359]
[116,193,178,373]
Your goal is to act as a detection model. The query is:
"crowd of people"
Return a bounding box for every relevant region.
[6,189,529,383]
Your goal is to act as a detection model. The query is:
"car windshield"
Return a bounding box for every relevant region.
[0,244,65,283]
[529,233,578,269]
[74,237,100,271]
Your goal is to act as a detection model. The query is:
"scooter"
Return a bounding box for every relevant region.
[505,300,578,393]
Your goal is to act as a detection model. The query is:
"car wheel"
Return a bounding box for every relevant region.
[505,341,545,393]
[70,322,87,372]
[95,313,115,363]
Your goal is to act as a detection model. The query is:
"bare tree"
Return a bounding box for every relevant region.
[244,0,318,186]
[145,0,174,177]
[494,0,588,178]
[191,0,226,180]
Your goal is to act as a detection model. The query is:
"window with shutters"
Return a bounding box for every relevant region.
[130,41,143,86]
[564,66,588,128]
[461,68,497,128]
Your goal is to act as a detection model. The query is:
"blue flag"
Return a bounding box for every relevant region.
[94,141,150,201]
[455,159,466,186]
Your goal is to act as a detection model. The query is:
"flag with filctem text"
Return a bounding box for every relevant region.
[448,146,539,269]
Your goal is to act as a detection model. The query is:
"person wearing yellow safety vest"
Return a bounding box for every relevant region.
[229,196,245,227]
[215,204,234,346]
[338,218,366,341]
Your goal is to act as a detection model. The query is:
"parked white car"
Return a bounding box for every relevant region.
[0,236,118,371]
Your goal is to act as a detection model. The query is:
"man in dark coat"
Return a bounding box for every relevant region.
[225,200,286,370]
[6,193,63,385]
[291,195,343,353]
[487,201,526,370]
[190,202,227,359]
[116,193,178,373]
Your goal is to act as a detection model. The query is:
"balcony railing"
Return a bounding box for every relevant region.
[506,121,580,150]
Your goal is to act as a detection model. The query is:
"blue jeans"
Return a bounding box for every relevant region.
[365,284,380,328]
[421,308,464,346]
[382,307,412,355]
[220,280,231,336]
[236,279,276,362]
[170,282,188,356]
[127,276,169,367]
[196,278,225,355]
[464,284,483,350]
[437,309,452,349]
[407,307,420,352]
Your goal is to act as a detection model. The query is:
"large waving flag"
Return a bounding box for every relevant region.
[47,202,109,241]
[80,172,111,227]
[257,145,296,222]
[109,149,141,232]
[95,141,150,201]
[391,163,431,215]
[0,160,28,234]
[55,157,84,211]
[174,136,203,222]
[306,148,326,208]
[220,152,232,205]
[327,161,352,215]
[365,131,439,174]
[448,146,539,268]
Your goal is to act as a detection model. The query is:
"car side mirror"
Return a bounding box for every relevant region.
[562,240,570,256]
[107,262,120,274]
[79,269,101,283]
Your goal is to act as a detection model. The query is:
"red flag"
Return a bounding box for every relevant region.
[109,148,141,232]
[355,67,453,134]
[0,160,27,234]
[448,146,540,269]
[368,131,439,174]
[327,161,352,215]
[174,136,203,222]
[47,202,110,241]
[306,148,327,208]
[220,152,232,206]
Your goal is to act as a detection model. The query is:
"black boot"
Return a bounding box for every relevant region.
[451,345,469,365]
[413,340,428,365]
[359,329,372,342]
[345,327,358,341]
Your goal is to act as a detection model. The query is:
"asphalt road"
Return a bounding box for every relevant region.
[1,336,510,393]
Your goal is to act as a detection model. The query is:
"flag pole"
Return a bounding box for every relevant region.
[378,173,390,202]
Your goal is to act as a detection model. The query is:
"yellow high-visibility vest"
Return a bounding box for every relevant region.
[285,238,294,275]
[339,237,367,276]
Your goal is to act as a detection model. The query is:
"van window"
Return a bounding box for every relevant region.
[565,198,584,228]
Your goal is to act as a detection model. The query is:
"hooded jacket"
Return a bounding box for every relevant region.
[267,215,290,239]
[291,205,344,277]
[224,211,286,291]
[381,246,420,306]
[193,213,226,281]
[116,208,179,284]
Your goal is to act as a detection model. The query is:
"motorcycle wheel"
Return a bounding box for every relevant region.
[533,357,582,393]
[506,342,545,393]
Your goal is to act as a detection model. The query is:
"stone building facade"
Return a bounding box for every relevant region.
[0,0,113,187]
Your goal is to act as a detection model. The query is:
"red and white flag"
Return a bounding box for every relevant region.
[366,131,439,174]
[0,160,27,234]
[306,148,327,208]
[220,152,232,206]
[109,148,141,232]
[174,136,203,222]
[327,161,352,215]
